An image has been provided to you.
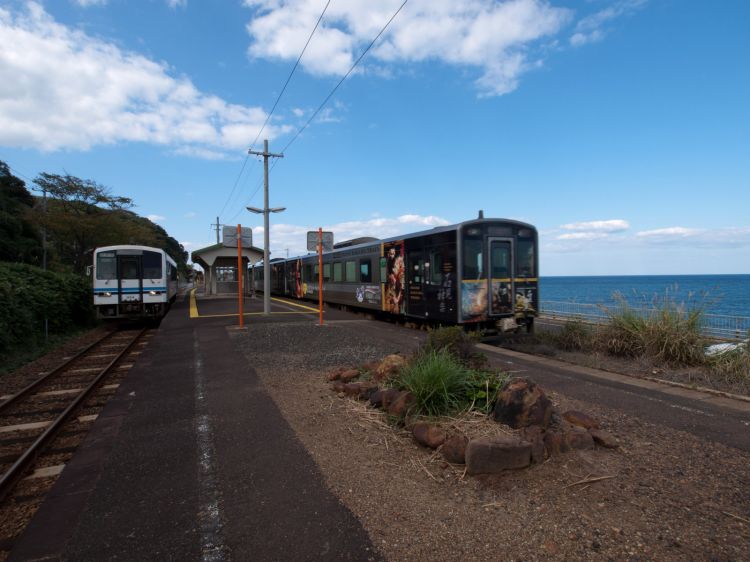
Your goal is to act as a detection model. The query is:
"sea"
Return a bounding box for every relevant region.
[540,275,750,318]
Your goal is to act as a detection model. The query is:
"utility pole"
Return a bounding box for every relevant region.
[42,188,48,343]
[247,140,284,315]
[211,216,222,244]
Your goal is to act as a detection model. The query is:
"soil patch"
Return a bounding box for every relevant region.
[233,321,749,561]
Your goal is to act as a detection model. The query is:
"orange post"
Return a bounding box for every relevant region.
[237,224,244,327]
[318,227,323,326]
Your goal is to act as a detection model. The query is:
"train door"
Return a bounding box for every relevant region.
[406,250,426,317]
[117,253,143,308]
[488,238,513,316]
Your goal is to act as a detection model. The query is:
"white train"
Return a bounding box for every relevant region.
[92,245,178,319]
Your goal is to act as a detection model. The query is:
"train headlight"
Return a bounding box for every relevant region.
[102,291,112,297]
[148,290,162,296]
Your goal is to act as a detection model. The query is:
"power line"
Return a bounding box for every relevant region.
[281,0,408,154]
[218,0,332,222]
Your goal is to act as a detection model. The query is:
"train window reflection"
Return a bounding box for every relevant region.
[96,253,116,280]
[345,261,356,282]
[517,239,535,277]
[333,262,342,282]
[463,239,483,280]
[360,260,371,283]
[143,251,162,279]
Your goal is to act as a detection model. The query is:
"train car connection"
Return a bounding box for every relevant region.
[91,245,178,319]
[252,216,538,332]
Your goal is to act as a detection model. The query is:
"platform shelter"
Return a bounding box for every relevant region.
[191,243,262,296]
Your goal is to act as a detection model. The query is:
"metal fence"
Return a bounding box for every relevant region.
[539,300,750,342]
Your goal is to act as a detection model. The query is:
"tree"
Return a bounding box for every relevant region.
[0,161,42,264]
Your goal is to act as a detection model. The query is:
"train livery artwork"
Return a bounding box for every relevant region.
[91,245,178,319]
[252,216,539,331]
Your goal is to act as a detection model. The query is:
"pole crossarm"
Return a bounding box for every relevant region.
[248,147,284,159]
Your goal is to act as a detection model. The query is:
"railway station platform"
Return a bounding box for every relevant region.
[9,294,388,561]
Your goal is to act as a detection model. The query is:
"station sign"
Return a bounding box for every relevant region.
[307,231,333,252]
[223,226,253,248]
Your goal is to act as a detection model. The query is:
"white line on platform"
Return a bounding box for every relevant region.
[24,464,65,480]
[77,414,98,423]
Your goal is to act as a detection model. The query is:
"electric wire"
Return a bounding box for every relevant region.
[218,0,332,222]
[228,0,408,222]
[280,0,408,154]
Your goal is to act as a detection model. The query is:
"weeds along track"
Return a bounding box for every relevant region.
[0,328,151,558]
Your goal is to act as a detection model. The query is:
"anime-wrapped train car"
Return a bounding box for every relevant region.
[253,216,538,331]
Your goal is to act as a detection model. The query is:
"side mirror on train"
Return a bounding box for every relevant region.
[85,266,92,277]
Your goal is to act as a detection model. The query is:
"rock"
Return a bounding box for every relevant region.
[492,377,553,429]
[543,429,570,456]
[562,410,600,430]
[518,426,546,463]
[441,435,468,464]
[326,367,346,381]
[331,381,347,393]
[387,391,416,418]
[590,428,619,449]
[565,426,595,450]
[343,383,362,397]
[359,360,380,373]
[372,388,401,409]
[466,436,532,475]
[373,354,407,382]
[412,422,447,449]
[357,383,379,401]
[339,369,360,383]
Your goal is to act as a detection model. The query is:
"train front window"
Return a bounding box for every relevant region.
[143,251,162,279]
[517,239,535,277]
[490,242,510,279]
[462,239,483,280]
[120,257,140,280]
[96,252,116,280]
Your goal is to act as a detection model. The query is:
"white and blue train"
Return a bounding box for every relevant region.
[92,245,178,319]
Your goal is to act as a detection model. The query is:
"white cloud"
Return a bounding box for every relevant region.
[556,232,609,241]
[636,226,702,239]
[243,0,572,97]
[570,0,646,47]
[560,219,630,232]
[291,107,306,117]
[0,3,290,156]
[251,213,451,257]
[74,0,108,6]
[184,211,197,219]
[167,0,187,8]
[147,214,166,222]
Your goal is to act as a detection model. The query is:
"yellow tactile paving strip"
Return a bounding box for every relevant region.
[189,289,319,319]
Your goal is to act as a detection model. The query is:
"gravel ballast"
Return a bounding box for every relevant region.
[233,320,749,562]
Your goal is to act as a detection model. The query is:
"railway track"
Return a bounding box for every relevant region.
[0,328,150,557]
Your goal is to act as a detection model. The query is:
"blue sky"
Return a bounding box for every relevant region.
[1,0,748,275]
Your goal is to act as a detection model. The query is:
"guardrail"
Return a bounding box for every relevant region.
[539,300,750,342]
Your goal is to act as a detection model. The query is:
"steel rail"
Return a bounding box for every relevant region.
[0,330,118,415]
[0,327,147,502]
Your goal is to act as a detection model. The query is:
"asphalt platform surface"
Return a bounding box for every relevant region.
[9,293,750,560]
[10,295,382,562]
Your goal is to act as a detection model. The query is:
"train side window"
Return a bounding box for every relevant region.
[323,263,331,281]
[345,261,356,282]
[170,264,178,281]
[360,259,371,283]
[429,252,443,284]
[333,262,343,282]
[379,257,386,281]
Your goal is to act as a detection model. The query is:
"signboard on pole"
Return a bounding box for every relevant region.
[224,226,253,248]
[307,230,333,252]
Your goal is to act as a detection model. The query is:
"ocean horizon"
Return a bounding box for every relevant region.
[539,274,750,318]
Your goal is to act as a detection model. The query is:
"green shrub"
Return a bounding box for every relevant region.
[423,326,487,369]
[553,320,594,352]
[707,346,750,387]
[598,291,706,365]
[0,262,94,365]
[391,348,507,417]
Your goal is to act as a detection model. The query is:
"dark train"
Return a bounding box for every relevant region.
[252,215,538,331]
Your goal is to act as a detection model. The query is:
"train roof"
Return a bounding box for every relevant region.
[94,245,177,265]
[280,218,536,263]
